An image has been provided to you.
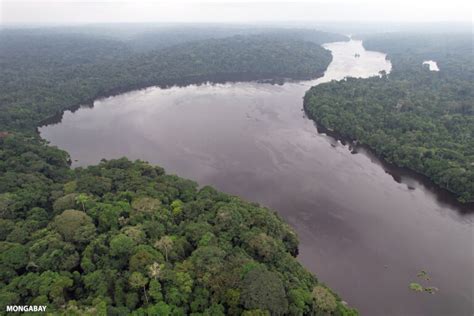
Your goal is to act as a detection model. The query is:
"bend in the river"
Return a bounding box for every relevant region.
[39,40,474,316]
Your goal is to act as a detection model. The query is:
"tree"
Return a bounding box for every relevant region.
[0,193,19,219]
[147,301,171,315]
[312,285,337,313]
[0,242,29,270]
[76,175,112,196]
[170,199,183,217]
[149,279,163,303]
[288,288,311,315]
[147,262,163,281]
[53,193,78,214]
[154,236,173,262]
[131,197,161,213]
[75,193,89,212]
[176,272,193,293]
[110,233,136,257]
[0,144,356,314]
[129,247,160,273]
[245,232,280,263]
[129,272,149,305]
[39,271,74,305]
[52,209,95,243]
[240,265,288,315]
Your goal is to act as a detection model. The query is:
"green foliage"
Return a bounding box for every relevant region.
[409,270,439,294]
[304,33,474,202]
[312,285,337,312]
[0,151,355,314]
[240,265,289,315]
[242,310,270,316]
[110,233,136,257]
[53,193,79,214]
[0,30,338,132]
[0,27,356,315]
[0,242,29,271]
[154,236,174,262]
[52,209,95,243]
[409,283,424,292]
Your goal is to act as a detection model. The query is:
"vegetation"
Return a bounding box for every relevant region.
[123,27,349,53]
[0,27,355,314]
[0,29,343,131]
[0,135,357,315]
[409,270,438,294]
[304,33,474,203]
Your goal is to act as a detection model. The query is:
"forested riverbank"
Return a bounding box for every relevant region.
[0,27,357,315]
[304,33,474,203]
[0,28,345,132]
[0,135,358,315]
[37,34,474,316]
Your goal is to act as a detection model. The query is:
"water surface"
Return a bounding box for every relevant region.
[423,60,440,71]
[40,40,473,316]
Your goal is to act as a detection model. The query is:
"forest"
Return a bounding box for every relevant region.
[0,28,346,131]
[0,27,356,315]
[304,33,473,203]
[0,135,357,315]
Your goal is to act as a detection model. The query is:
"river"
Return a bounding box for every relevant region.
[39,40,473,315]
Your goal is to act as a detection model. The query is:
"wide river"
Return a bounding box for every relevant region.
[40,40,473,315]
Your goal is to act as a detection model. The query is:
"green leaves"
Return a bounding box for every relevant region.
[0,153,356,314]
[409,270,439,294]
[240,265,289,315]
[0,26,361,314]
[52,209,95,243]
[110,233,136,257]
[154,236,173,262]
[304,32,474,203]
[75,193,89,212]
[129,272,148,289]
[409,282,424,292]
[0,242,29,271]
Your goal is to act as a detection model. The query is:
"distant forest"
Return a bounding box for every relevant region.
[0,27,346,131]
[304,33,474,203]
[0,27,356,315]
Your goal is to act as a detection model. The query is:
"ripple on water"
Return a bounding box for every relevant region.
[39,40,473,316]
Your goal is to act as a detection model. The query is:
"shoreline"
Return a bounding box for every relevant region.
[36,70,326,129]
[302,101,474,211]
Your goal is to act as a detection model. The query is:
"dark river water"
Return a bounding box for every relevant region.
[40,40,473,316]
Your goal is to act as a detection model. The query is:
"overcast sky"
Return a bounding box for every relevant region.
[1,0,472,25]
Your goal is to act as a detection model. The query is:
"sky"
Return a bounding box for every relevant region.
[1,0,472,25]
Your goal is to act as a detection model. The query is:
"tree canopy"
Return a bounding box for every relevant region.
[0,29,344,132]
[0,138,357,315]
[304,33,474,203]
[0,26,356,315]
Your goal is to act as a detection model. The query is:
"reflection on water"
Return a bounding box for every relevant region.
[40,40,473,316]
[423,60,440,71]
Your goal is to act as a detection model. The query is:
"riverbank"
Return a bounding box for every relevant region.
[39,39,474,315]
[303,104,474,212]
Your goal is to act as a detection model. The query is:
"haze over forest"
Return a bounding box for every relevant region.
[0,0,473,315]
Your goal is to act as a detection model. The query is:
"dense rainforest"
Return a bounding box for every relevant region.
[0,28,346,131]
[304,33,474,203]
[0,136,357,315]
[0,27,356,315]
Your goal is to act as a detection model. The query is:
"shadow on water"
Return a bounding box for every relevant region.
[38,39,474,315]
[313,121,474,214]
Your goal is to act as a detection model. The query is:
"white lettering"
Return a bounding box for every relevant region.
[5,305,47,313]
